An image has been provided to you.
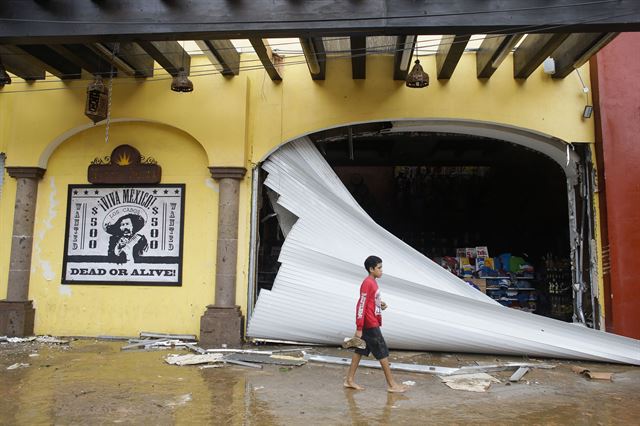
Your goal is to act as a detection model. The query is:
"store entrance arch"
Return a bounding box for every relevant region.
[248,119,598,328]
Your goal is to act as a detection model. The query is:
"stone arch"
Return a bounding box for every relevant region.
[38,118,211,169]
[261,118,580,182]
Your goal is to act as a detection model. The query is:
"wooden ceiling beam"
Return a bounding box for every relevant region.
[48,44,116,77]
[101,42,154,78]
[513,34,570,79]
[0,45,46,80]
[1,1,639,43]
[476,34,524,79]
[137,41,190,77]
[195,39,240,76]
[10,44,81,79]
[300,37,326,80]
[436,34,470,80]
[551,33,618,79]
[393,35,416,80]
[350,36,366,80]
[248,38,282,81]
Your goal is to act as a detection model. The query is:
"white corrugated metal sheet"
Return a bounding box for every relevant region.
[247,137,640,365]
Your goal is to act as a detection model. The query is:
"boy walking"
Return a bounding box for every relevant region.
[344,255,406,393]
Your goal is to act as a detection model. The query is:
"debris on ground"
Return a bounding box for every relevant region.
[342,336,366,350]
[121,332,202,352]
[165,353,224,366]
[6,363,30,370]
[571,366,614,381]
[509,366,530,382]
[0,335,69,344]
[226,353,307,366]
[163,393,192,407]
[439,373,500,392]
[402,381,416,386]
[307,354,553,377]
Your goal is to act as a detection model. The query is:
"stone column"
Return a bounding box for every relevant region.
[0,167,45,337]
[200,166,246,348]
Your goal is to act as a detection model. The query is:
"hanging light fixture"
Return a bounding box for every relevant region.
[406,59,429,88]
[171,68,193,93]
[0,64,11,86]
[85,76,109,124]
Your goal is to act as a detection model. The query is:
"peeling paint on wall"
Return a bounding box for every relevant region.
[59,285,72,297]
[34,177,58,282]
[205,177,219,192]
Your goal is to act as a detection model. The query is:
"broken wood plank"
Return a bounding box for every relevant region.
[509,366,530,382]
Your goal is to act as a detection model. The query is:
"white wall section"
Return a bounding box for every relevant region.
[247,137,640,365]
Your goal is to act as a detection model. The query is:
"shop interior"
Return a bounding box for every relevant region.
[257,130,575,321]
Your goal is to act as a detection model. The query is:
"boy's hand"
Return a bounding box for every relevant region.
[355,330,362,338]
[381,301,388,310]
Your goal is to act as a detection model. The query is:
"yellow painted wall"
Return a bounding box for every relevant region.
[20,122,217,336]
[0,52,597,336]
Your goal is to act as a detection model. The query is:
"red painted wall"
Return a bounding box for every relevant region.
[593,33,640,339]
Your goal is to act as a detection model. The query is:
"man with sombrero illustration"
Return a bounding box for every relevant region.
[105,213,149,264]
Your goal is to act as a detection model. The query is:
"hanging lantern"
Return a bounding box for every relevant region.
[0,65,11,86]
[406,59,429,88]
[171,68,193,93]
[85,76,109,124]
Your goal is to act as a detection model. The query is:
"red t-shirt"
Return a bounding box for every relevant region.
[355,276,382,330]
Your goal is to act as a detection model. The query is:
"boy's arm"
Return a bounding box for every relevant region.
[355,283,368,334]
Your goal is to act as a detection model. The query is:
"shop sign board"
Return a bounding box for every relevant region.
[62,184,185,286]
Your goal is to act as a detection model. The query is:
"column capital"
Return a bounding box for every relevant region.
[6,167,46,180]
[209,166,246,180]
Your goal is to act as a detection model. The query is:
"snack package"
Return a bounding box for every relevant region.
[476,246,489,258]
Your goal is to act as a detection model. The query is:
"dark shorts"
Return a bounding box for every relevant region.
[355,327,389,360]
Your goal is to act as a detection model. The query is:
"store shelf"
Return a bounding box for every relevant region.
[482,276,535,279]
[487,287,535,290]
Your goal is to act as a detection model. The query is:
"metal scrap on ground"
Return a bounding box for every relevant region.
[0,335,69,344]
[306,354,554,376]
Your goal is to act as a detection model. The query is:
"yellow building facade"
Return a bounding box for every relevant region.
[0,52,598,338]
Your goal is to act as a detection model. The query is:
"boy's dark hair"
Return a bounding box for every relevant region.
[364,255,382,272]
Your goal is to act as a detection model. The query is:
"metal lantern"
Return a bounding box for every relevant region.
[85,76,109,123]
[406,59,429,88]
[0,65,11,86]
[171,68,193,93]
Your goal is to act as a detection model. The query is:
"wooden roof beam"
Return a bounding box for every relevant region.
[1,1,639,43]
[9,44,81,79]
[47,44,116,77]
[477,34,524,79]
[436,34,470,80]
[300,37,326,80]
[551,33,618,79]
[100,42,154,78]
[513,34,570,79]
[195,39,240,76]
[0,45,46,80]
[350,36,366,80]
[138,41,190,77]
[393,35,416,80]
[249,38,282,81]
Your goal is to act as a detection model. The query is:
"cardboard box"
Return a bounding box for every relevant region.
[467,278,487,294]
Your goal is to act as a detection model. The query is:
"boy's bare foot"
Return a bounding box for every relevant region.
[343,381,364,390]
[387,384,407,393]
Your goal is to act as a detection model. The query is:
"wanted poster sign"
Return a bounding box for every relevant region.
[62,184,185,286]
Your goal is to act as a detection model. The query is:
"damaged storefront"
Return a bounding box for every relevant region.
[0,22,638,363]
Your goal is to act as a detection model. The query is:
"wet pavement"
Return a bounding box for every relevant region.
[1,339,639,425]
